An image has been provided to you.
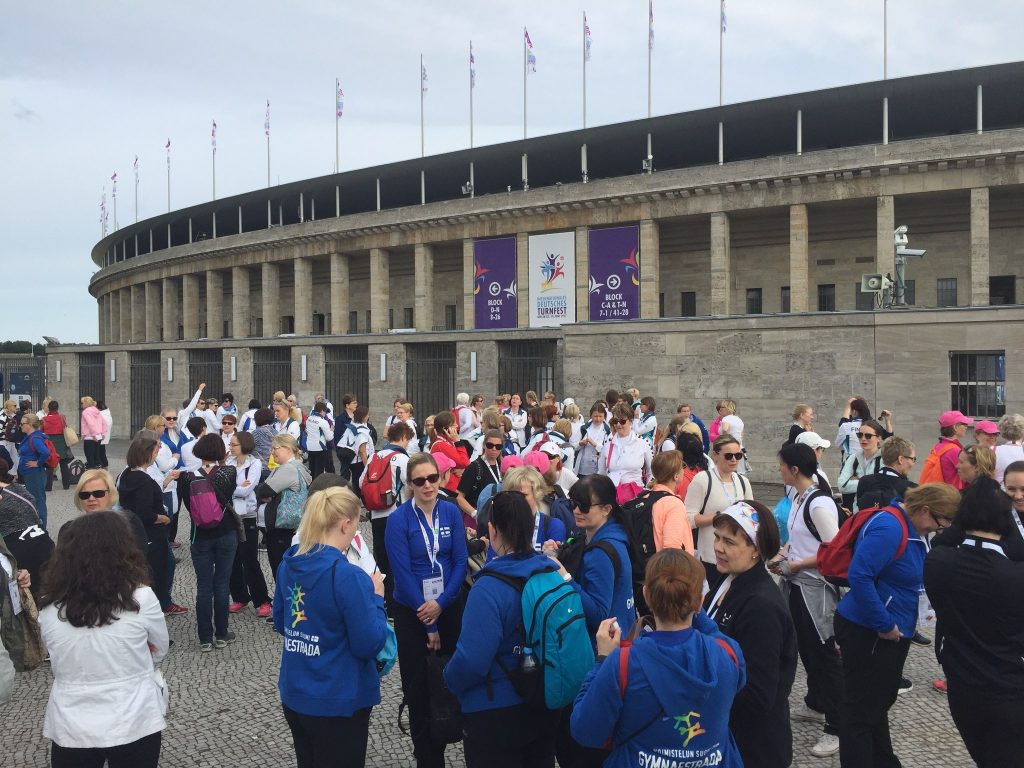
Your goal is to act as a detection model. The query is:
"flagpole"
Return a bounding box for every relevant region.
[212,120,217,201]
[134,161,139,223]
[647,2,652,119]
[883,0,888,79]
[523,27,527,141]
[719,0,724,106]
[582,13,587,129]
[112,178,118,231]
[470,41,474,148]
[335,78,340,173]
[420,54,425,158]
[266,101,271,188]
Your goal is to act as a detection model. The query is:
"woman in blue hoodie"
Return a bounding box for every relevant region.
[571,549,746,768]
[273,485,388,768]
[833,481,960,768]
[445,490,562,767]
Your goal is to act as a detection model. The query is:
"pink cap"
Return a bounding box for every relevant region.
[522,451,550,474]
[974,420,999,435]
[500,455,523,473]
[938,410,973,428]
[433,453,457,474]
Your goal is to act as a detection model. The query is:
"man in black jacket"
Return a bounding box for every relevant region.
[856,436,917,512]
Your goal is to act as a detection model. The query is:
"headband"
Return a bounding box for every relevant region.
[718,501,760,543]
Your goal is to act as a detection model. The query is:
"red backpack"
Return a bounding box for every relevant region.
[362,451,399,511]
[816,504,909,587]
[30,432,60,470]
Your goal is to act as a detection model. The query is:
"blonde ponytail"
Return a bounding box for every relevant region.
[296,486,361,555]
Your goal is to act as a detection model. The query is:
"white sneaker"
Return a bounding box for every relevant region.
[811,733,840,758]
[791,703,826,724]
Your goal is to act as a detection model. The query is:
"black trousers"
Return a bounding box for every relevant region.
[146,529,171,610]
[98,442,108,468]
[834,613,909,768]
[788,583,843,736]
[46,458,71,491]
[308,450,332,479]
[283,704,372,768]
[463,704,557,768]
[370,516,395,617]
[267,527,295,583]
[393,597,464,768]
[83,439,102,468]
[230,517,271,606]
[947,681,1024,768]
[51,731,161,768]
[555,704,608,768]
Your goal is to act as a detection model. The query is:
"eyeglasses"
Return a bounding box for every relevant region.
[484,442,502,450]
[78,489,108,500]
[720,452,743,461]
[19,421,29,426]
[410,473,440,487]
[902,455,917,463]
[856,432,878,440]
[229,440,240,447]
[929,512,952,530]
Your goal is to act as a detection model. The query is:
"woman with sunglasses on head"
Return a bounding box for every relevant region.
[385,452,468,768]
[598,403,652,505]
[684,434,754,586]
[957,443,995,488]
[837,418,885,510]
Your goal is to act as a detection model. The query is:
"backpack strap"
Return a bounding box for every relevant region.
[698,469,713,516]
[586,539,621,581]
[715,637,739,667]
[607,642,664,748]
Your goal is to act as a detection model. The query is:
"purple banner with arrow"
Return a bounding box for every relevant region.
[588,225,640,322]
[473,237,518,329]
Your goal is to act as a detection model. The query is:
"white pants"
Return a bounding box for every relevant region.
[1,441,18,474]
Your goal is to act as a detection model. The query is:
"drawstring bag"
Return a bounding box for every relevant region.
[275,470,308,529]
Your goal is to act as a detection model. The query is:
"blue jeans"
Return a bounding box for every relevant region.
[190,532,238,643]
[23,470,47,529]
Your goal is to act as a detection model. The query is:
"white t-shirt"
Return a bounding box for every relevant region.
[720,414,744,445]
[275,418,302,441]
[786,485,840,566]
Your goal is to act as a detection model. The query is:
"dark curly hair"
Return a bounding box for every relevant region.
[38,511,151,628]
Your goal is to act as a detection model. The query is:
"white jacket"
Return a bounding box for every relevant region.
[598,432,652,488]
[40,586,168,749]
[304,413,333,452]
[504,407,528,447]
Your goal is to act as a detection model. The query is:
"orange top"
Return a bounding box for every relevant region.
[651,483,693,554]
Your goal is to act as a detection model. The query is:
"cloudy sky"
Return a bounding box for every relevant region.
[3,0,1021,344]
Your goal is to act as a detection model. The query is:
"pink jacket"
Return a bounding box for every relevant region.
[935,437,965,490]
[80,406,107,440]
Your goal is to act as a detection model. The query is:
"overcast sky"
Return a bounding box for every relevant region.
[3,0,1021,344]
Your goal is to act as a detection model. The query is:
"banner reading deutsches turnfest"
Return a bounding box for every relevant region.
[528,232,576,327]
[473,237,518,329]
[588,225,640,321]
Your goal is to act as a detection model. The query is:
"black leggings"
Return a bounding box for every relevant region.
[51,731,161,768]
[283,704,371,768]
[267,527,295,583]
[370,516,394,616]
[230,517,271,606]
[464,704,557,768]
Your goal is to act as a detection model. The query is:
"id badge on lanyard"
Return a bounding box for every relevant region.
[417,505,444,599]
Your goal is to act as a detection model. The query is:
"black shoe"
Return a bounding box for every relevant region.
[897,676,913,695]
[911,631,931,646]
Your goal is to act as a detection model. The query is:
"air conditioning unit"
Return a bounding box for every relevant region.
[860,273,893,293]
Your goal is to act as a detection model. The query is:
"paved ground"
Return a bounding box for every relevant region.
[2,442,971,767]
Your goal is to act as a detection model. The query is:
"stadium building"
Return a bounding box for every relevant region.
[48,62,1024,479]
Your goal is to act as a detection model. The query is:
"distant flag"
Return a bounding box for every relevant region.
[421,62,428,92]
[470,44,476,88]
[585,14,592,61]
[100,192,108,236]
[525,28,536,72]
[336,80,344,117]
[211,119,217,151]
[649,0,654,50]
[265,100,270,137]
[721,0,727,33]
[165,138,171,166]
[111,172,117,198]
[133,156,138,184]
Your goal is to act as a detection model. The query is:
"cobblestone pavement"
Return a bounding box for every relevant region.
[2,445,971,767]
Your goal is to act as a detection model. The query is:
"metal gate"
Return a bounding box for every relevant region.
[324,346,369,408]
[0,355,48,409]
[406,343,456,421]
[189,350,223,397]
[497,340,560,398]
[130,351,162,435]
[77,352,105,413]
[252,348,292,406]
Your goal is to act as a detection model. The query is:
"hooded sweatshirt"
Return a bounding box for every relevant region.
[572,520,635,639]
[571,611,745,768]
[273,544,388,717]
[444,551,554,713]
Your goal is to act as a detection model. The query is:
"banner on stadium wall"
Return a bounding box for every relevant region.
[473,237,518,329]
[528,231,576,327]
[588,225,640,322]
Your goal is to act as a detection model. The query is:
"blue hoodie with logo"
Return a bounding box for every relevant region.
[273,544,388,717]
[571,611,746,768]
[572,520,636,639]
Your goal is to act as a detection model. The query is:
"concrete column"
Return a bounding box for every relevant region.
[108,292,121,344]
[97,297,105,345]
[970,187,990,306]
[232,267,251,339]
[145,283,160,342]
[876,195,895,279]
[293,257,312,336]
[329,253,349,334]
[181,273,200,340]
[130,284,146,342]
[462,239,475,330]
[262,262,280,337]
[120,289,131,342]
[162,278,178,342]
[789,204,810,313]
[710,212,732,316]
[639,219,660,319]
[206,271,224,339]
[369,248,389,333]
[516,233,529,328]
[414,243,435,331]
[574,226,589,323]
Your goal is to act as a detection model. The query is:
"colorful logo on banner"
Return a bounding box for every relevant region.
[474,237,517,329]
[528,231,576,327]
[588,225,640,321]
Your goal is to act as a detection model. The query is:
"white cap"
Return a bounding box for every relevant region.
[796,431,830,450]
[717,502,761,543]
[538,442,563,459]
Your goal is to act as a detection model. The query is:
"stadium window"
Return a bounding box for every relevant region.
[936,278,958,307]
[348,311,358,334]
[949,351,1005,418]
[280,316,295,334]
[364,310,371,332]
[223,320,230,338]
[855,283,876,311]
[904,279,916,306]
[388,307,394,330]
[403,307,414,327]
[781,286,791,313]
[659,292,665,318]
[313,313,327,335]
[680,292,697,317]
[989,275,1017,305]
[444,304,457,330]
[817,284,836,312]
[745,288,763,315]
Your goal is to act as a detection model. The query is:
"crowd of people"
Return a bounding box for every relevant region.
[1,383,1022,768]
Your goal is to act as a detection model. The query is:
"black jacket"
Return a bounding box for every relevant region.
[924,536,1024,698]
[856,466,915,511]
[932,507,1024,562]
[702,564,797,768]
[117,469,167,537]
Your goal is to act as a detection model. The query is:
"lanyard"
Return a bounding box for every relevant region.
[706,574,734,621]
[414,503,443,579]
[532,511,545,551]
[484,461,500,485]
[1012,509,1024,544]
[713,465,743,502]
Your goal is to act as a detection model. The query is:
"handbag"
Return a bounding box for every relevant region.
[424,652,463,744]
[274,469,308,529]
[61,415,79,447]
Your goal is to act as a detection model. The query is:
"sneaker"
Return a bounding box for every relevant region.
[170,539,182,549]
[932,679,948,694]
[791,703,826,724]
[810,733,840,758]
[897,676,913,695]
[911,631,932,646]
[229,601,247,614]
[214,632,237,649]
[163,603,189,616]
[199,642,213,653]
[256,602,272,619]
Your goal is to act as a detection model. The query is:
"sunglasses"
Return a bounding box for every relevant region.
[410,473,441,487]
[571,499,608,514]
[720,452,743,461]
[610,418,628,426]
[485,442,503,450]
[165,416,177,421]
[78,489,108,500]
[856,432,878,440]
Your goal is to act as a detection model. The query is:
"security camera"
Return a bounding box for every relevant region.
[896,246,926,258]
[893,225,909,248]
[461,182,473,195]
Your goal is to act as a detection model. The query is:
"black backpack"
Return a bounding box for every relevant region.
[619,489,672,615]
[2,415,19,443]
[558,536,621,585]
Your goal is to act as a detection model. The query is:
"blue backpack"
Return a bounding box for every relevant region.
[481,565,594,710]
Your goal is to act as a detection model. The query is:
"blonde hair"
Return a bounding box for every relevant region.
[502,465,548,505]
[552,418,572,440]
[144,414,164,431]
[296,486,361,555]
[81,396,96,409]
[400,402,414,416]
[962,445,996,479]
[563,403,581,421]
[272,390,286,403]
[22,413,40,429]
[792,403,811,421]
[904,482,961,521]
[717,399,737,415]
[481,407,503,431]
[289,406,302,422]
[625,388,640,401]
[73,469,119,513]
[3,400,15,411]
[271,433,300,457]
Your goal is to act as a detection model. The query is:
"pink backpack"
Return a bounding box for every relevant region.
[187,469,226,529]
